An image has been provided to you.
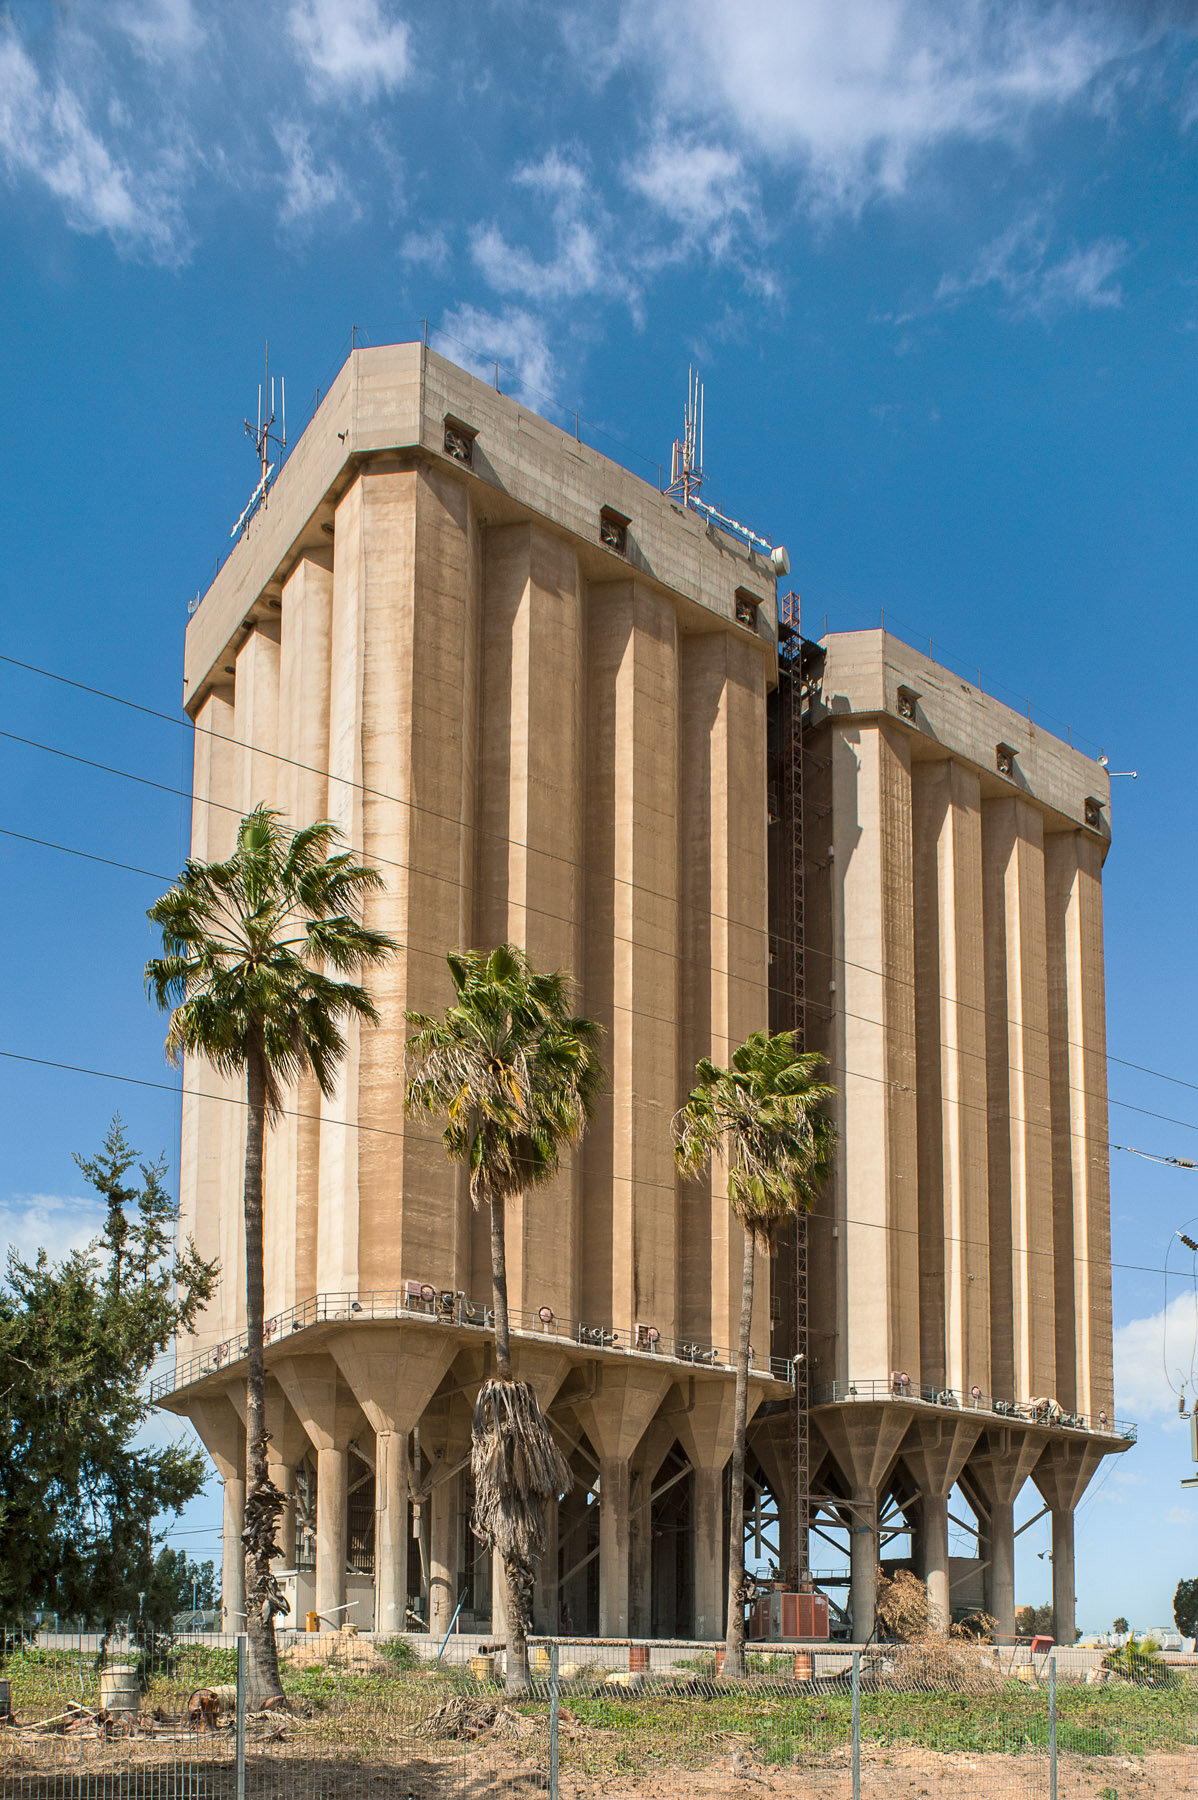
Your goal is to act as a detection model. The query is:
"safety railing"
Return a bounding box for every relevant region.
[150,1287,795,1401]
[814,1376,1137,1441]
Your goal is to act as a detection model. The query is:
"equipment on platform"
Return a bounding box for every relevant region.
[748,1587,830,1641]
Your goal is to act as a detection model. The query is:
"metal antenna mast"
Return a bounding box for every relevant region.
[231,341,287,541]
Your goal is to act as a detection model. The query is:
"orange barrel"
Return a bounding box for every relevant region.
[629,1645,650,1673]
[305,1611,319,1633]
[794,1651,815,1681]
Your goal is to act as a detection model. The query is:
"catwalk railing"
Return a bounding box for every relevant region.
[150,1287,797,1402]
[813,1377,1137,1443]
[2,1628,1193,1800]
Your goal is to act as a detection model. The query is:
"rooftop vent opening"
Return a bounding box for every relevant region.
[1084,796,1105,830]
[443,414,477,466]
[600,506,629,554]
[735,586,763,629]
[996,742,1017,779]
[897,685,920,721]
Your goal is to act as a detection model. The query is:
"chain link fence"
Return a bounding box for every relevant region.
[1,1629,1194,1800]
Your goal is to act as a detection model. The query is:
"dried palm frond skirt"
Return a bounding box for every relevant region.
[471,1378,573,1563]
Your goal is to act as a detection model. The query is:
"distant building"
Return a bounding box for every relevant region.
[157,343,1131,1645]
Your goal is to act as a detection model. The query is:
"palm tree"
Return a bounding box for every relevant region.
[674,1030,835,1679]
[405,944,603,1692]
[146,807,395,1702]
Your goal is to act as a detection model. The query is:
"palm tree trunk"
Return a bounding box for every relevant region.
[243,1038,285,1704]
[724,1225,755,1679]
[489,1192,514,1381]
[487,1191,529,1693]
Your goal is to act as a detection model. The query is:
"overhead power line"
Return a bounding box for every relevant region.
[5,819,1198,1158]
[3,647,1194,1101]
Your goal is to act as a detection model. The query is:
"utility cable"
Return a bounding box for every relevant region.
[0,1042,1186,1288]
[4,819,1195,1158]
[3,648,1192,1101]
[2,729,1193,1141]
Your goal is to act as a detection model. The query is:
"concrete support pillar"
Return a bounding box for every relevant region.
[222,1475,247,1631]
[315,1446,348,1623]
[849,1492,877,1645]
[987,1499,1016,1641]
[692,1466,724,1641]
[921,1493,950,1633]
[189,1395,247,1635]
[1051,1508,1076,1645]
[429,1470,456,1640]
[269,1460,297,1569]
[533,1495,559,1636]
[1032,1439,1105,1649]
[492,1548,508,1638]
[598,1457,632,1637]
[374,1431,408,1635]
[329,1330,456,1637]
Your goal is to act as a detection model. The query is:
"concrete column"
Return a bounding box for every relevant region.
[982,795,1055,1403]
[582,579,679,1340]
[1051,1508,1076,1644]
[330,1329,456,1637]
[692,1467,724,1641]
[598,1457,632,1636]
[189,1395,247,1634]
[429,1470,456,1639]
[475,522,583,1320]
[222,1475,247,1631]
[375,1431,408,1635]
[921,1493,950,1633]
[269,1460,297,1568]
[315,1446,348,1623]
[828,720,920,1386]
[849,1493,877,1644]
[492,1549,509,1638]
[533,1494,559,1636]
[988,1499,1016,1640]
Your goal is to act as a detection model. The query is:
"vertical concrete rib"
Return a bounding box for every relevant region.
[982,797,1054,1403]
[582,580,679,1340]
[912,759,990,1397]
[179,689,235,1350]
[678,635,771,1351]
[218,620,280,1338]
[273,549,333,1313]
[355,464,479,1297]
[1045,831,1113,1419]
[474,522,583,1321]
[830,722,919,1384]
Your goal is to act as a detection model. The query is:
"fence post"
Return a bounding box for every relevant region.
[851,1649,861,1800]
[549,1641,560,1800]
[1048,1651,1057,1800]
[235,1633,247,1800]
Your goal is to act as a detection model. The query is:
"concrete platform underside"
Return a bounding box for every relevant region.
[167,1326,1129,1648]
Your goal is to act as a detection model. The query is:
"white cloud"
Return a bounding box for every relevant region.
[288,0,411,101]
[610,0,1159,213]
[470,152,639,311]
[1,1192,106,1270]
[935,210,1126,315]
[1113,1291,1198,1420]
[0,28,187,262]
[111,0,203,63]
[1165,1504,1198,1526]
[434,304,559,410]
[400,226,450,269]
[624,138,751,234]
[275,121,352,227]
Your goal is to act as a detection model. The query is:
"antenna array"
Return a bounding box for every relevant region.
[664,366,789,574]
[231,342,287,541]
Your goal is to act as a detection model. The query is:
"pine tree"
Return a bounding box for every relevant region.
[0,1118,214,1630]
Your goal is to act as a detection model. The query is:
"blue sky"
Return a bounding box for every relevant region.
[2,0,1197,1633]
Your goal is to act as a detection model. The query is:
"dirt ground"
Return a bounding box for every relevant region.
[3,1731,1196,1800]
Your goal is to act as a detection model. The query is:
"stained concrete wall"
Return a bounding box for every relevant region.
[178,344,775,1372]
[803,632,1114,1420]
